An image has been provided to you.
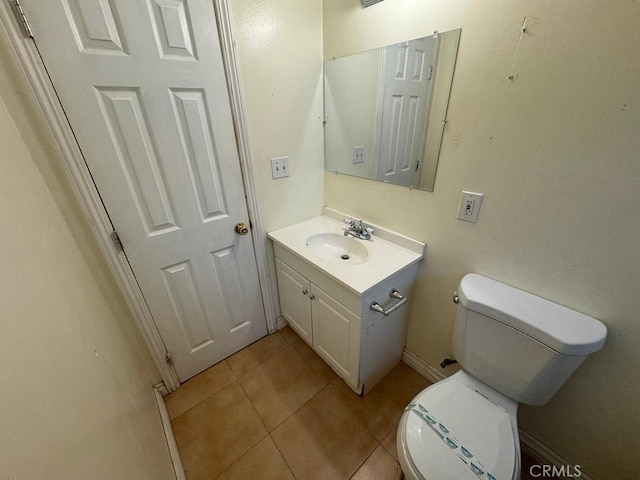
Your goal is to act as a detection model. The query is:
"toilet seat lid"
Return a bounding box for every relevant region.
[403,379,516,480]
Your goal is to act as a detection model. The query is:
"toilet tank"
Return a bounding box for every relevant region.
[452,274,607,406]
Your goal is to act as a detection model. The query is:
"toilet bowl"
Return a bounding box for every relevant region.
[397,371,520,480]
[397,273,607,480]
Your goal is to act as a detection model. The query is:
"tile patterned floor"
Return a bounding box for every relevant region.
[168,327,546,479]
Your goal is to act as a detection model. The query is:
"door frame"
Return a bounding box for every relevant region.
[0,0,277,393]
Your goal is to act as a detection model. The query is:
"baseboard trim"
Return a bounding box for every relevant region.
[519,429,595,480]
[401,348,594,480]
[401,347,446,384]
[154,381,170,397]
[276,316,288,331]
[154,387,186,480]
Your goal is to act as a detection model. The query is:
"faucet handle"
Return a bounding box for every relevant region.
[365,227,375,235]
[342,217,358,228]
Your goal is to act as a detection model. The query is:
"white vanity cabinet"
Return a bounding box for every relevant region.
[276,257,361,388]
[274,244,420,395]
[269,209,425,395]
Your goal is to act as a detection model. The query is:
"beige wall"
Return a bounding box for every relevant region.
[325,48,381,178]
[324,0,640,478]
[229,0,324,227]
[0,36,173,480]
[229,0,324,314]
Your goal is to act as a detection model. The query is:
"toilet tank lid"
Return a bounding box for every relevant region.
[458,274,607,355]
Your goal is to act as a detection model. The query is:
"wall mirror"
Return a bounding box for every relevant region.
[324,29,461,191]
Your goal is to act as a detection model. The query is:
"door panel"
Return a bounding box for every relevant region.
[162,260,214,353]
[170,89,228,221]
[96,87,179,234]
[148,0,197,59]
[377,37,438,186]
[64,0,127,54]
[22,0,267,381]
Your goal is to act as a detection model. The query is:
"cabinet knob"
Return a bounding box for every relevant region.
[302,289,308,295]
[310,294,316,300]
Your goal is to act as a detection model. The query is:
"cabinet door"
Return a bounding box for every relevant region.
[275,259,312,344]
[311,286,360,389]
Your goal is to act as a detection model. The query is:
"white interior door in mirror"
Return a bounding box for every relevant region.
[376,37,438,187]
[21,0,268,381]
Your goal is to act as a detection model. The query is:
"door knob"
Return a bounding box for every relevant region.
[234,222,249,235]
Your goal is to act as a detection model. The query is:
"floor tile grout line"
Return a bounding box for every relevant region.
[263,380,331,434]
[323,385,382,445]
[268,432,298,479]
[169,379,269,480]
[266,383,347,479]
[208,379,271,480]
[347,440,382,480]
[278,327,339,386]
[288,342,336,387]
[226,331,291,380]
[380,430,398,460]
[277,328,299,346]
[210,433,273,480]
[325,380,389,442]
[275,330,399,446]
[236,377,271,434]
[225,333,290,380]
[239,347,330,434]
[269,384,379,480]
[172,332,290,417]
[169,361,238,422]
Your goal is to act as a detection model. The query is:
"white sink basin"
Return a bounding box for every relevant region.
[306,233,369,265]
[268,209,425,294]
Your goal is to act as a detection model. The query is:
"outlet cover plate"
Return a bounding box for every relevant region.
[457,191,483,222]
[352,146,365,164]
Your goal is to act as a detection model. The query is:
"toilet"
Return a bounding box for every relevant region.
[397,273,607,480]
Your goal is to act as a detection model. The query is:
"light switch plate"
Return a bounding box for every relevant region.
[271,156,289,179]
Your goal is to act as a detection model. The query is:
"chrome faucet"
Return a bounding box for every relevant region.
[343,218,375,240]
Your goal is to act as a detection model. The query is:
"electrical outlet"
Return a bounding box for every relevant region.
[270,156,289,179]
[457,191,484,223]
[352,146,365,164]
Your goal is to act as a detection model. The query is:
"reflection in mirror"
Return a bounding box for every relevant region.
[324,29,461,191]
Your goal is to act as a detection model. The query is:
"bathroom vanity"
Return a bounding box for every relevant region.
[268,209,425,395]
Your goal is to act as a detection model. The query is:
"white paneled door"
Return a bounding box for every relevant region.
[376,37,438,187]
[21,0,267,381]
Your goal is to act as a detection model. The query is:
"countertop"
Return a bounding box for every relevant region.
[267,210,425,295]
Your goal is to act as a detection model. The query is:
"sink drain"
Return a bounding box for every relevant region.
[340,254,350,260]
